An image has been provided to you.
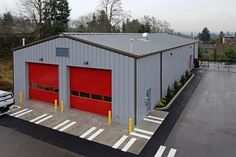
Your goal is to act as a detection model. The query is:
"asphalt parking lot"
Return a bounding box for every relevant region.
[163,70,236,157]
[0,69,207,157]
[0,125,83,157]
[5,99,168,155]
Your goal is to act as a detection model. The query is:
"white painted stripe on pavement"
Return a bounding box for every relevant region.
[30,114,48,122]
[59,121,77,132]
[144,118,162,124]
[9,105,21,112]
[53,120,71,130]
[112,135,128,149]
[10,108,28,116]
[87,129,104,141]
[35,115,53,124]
[15,110,33,117]
[134,128,154,135]
[147,115,165,121]
[80,127,97,138]
[154,145,166,157]
[130,132,151,140]
[121,138,137,152]
[167,148,177,157]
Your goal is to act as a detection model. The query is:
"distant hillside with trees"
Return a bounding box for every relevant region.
[198,27,236,62]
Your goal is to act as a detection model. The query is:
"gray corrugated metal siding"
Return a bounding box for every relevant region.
[14,37,135,124]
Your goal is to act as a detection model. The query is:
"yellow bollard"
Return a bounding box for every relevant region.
[19,92,23,105]
[108,111,112,126]
[128,117,133,133]
[54,99,58,111]
[60,101,64,112]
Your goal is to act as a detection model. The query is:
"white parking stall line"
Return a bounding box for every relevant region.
[121,138,137,152]
[80,127,97,138]
[53,120,71,130]
[59,121,77,132]
[9,105,21,112]
[30,114,48,122]
[167,148,177,157]
[15,110,33,118]
[147,115,164,121]
[35,115,53,124]
[130,132,151,140]
[154,145,166,157]
[10,108,28,116]
[144,118,162,124]
[112,135,128,149]
[134,128,154,135]
[87,129,104,141]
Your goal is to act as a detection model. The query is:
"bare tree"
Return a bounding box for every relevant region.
[140,16,174,33]
[100,0,127,26]
[18,0,45,37]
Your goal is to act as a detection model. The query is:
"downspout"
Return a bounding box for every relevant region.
[160,52,163,99]
[134,58,137,125]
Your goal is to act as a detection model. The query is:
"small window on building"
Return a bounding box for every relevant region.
[104,96,112,102]
[80,92,90,98]
[48,87,54,92]
[54,88,59,92]
[29,84,37,88]
[37,85,44,90]
[91,94,102,100]
[71,90,79,96]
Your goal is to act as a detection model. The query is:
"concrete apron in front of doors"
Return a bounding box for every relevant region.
[8,98,168,155]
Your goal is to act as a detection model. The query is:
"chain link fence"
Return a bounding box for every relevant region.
[200,60,236,73]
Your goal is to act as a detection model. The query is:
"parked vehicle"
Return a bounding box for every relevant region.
[0,90,15,114]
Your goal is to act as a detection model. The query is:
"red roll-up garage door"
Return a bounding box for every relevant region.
[70,67,112,116]
[29,63,59,104]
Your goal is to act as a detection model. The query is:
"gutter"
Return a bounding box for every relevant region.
[134,58,137,125]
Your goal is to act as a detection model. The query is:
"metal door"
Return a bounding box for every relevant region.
[70,67,112,116]
[29,63,59,104]
[145,88,151,112]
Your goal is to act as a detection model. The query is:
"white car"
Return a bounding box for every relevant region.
[0,90,15,114]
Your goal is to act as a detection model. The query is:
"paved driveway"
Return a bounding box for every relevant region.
[164,70,236,157]
[0,125,82,157]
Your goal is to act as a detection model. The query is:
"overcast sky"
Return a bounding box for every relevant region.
[1,0,236,33]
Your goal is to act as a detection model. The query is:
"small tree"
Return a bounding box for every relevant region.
[166,85,173,100]
[180,74,186,84]
[199,27,211,42]
[185,70,191,78]
[173,80,181,93]
[224,46,236,62]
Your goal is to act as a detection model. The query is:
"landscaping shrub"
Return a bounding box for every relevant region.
[185,70,191,78]
[157,98,167,107]
[166,85,173,100]
[156,71,193,109]
[180,74,186,84]
[173,80,179,93]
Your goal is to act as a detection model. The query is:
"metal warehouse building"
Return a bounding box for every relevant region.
[13,33,198,125]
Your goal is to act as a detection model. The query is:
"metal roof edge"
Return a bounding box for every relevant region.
[11,34,61,52]
[63,34,138,58]
[12,33,199,59]
[137,41,199,58]
[12,33,138,58]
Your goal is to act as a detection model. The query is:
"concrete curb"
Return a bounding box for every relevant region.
[157,74,195,111]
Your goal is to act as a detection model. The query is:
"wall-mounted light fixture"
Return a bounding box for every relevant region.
[83,61,89,65]
[39,58,44,61]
